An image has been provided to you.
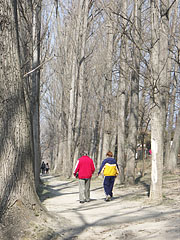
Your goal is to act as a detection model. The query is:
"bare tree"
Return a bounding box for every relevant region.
[126,0,141,184]
[150,0,169,202]
[32,0,42,187]
[116,0,128,184]
[0,0,41,232]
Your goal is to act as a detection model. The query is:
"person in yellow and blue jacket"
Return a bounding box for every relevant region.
[98,151,119,201]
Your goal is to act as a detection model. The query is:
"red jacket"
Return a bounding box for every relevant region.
[73,155,95,179]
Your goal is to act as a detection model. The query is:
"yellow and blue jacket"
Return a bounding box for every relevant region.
[98,157,119,176]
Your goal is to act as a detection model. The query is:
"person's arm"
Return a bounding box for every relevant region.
[98,159,106,175]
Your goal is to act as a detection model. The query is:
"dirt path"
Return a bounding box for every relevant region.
[40,174,180,240]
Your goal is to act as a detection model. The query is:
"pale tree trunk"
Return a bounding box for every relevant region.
[53,90,64,174]
[53,8,69,175]
[102,3,115,159]
[150,0,168,202]
[0,0,38,224]
[165,70,177,168]
[150,0,161,201]
[159,0,169,164]
[73,0,89,168]
[97,113,104,169]
[61,16,72,176]
[90,120,99,162]
[150,109,164,201]
[167,110,180,172]
[126,0,140,184]
[117,1,127,184]
[164,0,178,168]
[32,1,41,188]
[66,1,83,177]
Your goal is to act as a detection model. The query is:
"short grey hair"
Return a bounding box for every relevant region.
[82,151,88,156]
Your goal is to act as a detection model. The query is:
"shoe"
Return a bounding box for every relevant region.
[85,199,90,202]
[80,201,85,203]
[105,195,111,201]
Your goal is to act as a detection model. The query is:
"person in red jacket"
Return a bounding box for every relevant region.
[73,151,95,203]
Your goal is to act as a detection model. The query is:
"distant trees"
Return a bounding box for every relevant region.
[40,0,180,202]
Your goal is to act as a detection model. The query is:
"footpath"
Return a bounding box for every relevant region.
[40,174,180,240]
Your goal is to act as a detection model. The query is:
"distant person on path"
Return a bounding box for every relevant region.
[41,161,46,174]
[73,151,95,203]
[98,151,119,201]
[46,163,50,174]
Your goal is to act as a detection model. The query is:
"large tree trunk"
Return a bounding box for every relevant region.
[150,108,164,201]
[150,0,168,202]
[0,0,38,222]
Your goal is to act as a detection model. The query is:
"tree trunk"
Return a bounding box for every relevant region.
[116,1,127,184]
[150,109,164,201]
[0,0,38,221]
[165,71,177,168]
[73,0,89,168]
[66,1,83,177]
[102,3,115,159]
[164,0,178,168]
[32,0,41,188]
[150,0,168,202]
[97,116,104,169]
[168,110,180,172]
[126,0,140,184]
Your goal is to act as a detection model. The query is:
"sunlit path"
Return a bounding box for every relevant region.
[41,175,180,240]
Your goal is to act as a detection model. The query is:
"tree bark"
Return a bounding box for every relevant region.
[126,0,140,184]
[150,0,168,202]
[73,0,89,168]
[0,0,38,220]
[150,109,164,201]
[31,0,41,188]
[66,1,83,177]
[117,1,127,184]
[168,110,180,172]
[102,2,115,159]
[164,0,178,169]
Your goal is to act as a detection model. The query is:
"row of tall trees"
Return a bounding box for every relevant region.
[41,0,180,202]
[1,1,180,231]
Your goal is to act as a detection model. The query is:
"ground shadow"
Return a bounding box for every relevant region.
[135,174,150,197]
[38,179,79,202]
[42,205,180,240]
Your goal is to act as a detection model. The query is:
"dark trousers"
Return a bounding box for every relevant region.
[103,176,116,197]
